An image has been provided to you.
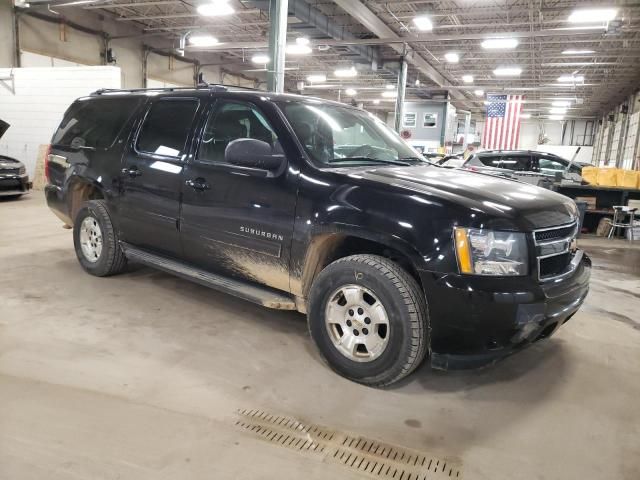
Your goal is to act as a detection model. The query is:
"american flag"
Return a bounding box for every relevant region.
[482,94,524,149]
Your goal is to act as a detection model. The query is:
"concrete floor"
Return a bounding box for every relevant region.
[1,193,639,480]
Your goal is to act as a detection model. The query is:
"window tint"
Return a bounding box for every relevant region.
[498,155,530,171]
[198,101,279,163]
[136,99,198,157]
[477,155,501,167]
[538,157,567,173]
[52,97,144,149]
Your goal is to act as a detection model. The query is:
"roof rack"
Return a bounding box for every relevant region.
[91,83,263,96]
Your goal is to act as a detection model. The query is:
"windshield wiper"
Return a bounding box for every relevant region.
[329,157,412,166]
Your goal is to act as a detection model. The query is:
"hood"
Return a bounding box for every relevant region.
[356,164,578,230]
[0,120,8,140]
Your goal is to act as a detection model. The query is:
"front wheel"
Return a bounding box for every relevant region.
[308,254,429,387]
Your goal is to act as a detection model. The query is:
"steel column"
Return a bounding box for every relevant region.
[394,55,408,133]
[267,0,288,93]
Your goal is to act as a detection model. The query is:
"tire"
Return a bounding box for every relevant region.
[73,200,127,277]
[308,254,429,387]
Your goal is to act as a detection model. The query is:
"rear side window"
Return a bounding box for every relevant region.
[499,155,530,171]
[52,97,144,149]
[477,155,501,167]
[136,99,199,157]
[538,157,567,173]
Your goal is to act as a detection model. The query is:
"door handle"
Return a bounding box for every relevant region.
[121,167,142,177]
[185,178,211,191]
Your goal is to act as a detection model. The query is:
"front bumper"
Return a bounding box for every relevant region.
[0,173,31,196]
[420,251,591,370]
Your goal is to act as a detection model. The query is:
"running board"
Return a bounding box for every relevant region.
[120,243,296,310]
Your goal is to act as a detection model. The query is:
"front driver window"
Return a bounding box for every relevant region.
[198,101,280,163]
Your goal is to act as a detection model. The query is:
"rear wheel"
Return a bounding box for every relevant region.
[73,200,127,277]
[308,254,429,387]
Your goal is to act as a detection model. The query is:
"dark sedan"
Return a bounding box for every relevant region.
[0,120,32,198]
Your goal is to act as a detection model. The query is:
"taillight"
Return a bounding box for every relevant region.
[44,144,51,183]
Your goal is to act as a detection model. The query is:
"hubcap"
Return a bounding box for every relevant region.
[79,216,103,263]
[325,284,389,362]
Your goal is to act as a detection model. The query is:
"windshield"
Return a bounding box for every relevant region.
[276,100,423,166]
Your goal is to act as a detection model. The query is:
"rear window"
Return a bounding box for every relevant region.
[52,97,144,149]
[136,99,199,157]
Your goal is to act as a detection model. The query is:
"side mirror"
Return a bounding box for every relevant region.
[224,138,285,171]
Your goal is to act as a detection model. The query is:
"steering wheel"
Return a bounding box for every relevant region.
[349,144,376,158]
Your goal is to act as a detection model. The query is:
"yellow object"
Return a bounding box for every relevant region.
[597,167,618,187]
[581,166,598,185]
[616,169,640,189]
[454,227,473,274]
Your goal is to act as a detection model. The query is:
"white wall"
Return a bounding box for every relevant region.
[0,66,121,176]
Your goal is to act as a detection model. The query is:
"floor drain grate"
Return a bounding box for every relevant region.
[234,409,462,479]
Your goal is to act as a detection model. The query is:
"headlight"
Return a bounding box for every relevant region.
[19,165,26,175]
[454,227,528,276]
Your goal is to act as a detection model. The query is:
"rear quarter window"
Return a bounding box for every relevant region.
[52,97,144,149]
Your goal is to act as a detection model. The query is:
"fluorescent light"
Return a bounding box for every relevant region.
[521,113,531,119]
[494,66,522,76]
[306,74,326,83]
[197,1,234,16]
[551,100,570,107]
[385,84,395,90]
[188,34,219,46]
[251,54,269,64]
[462,75,473,83]
[444,52,459,63]
[381,90,397,98]
[483,101,490,105]
[474,89,484,97]
[562,49,595,55]
[557,75,584,83]
[481,38,519,49]
[345,88,357,96]
[373,99,380,104]
[568,8,617,23]
[413,15,433,31]
[549,108,567,114]
[334,67,357,78]
[549,115,565,120]
[295,37,310,46]
[286,43,312,55]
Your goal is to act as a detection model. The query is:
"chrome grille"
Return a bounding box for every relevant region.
[533,221,578,281]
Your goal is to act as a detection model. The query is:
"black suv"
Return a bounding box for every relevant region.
[45,86,591,386]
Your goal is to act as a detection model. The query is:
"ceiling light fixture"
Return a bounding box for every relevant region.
[381,91,397,98]
[251,54,269,64]
[385,84,395,90]
[373,99,380,105]
[345,88,357,96]
[197,0,234,17]
[474,89,484,97]
[444,52,459,63]
[551,100,570,107]
[188,34,219,46]
[568,8,617,23]
[306,74,326,83]
[549,115,565,120]
[481,38,519,49]
[494,66,522,76]
[557,75,584,82]
[562,49,595,55]
[334,67,357,78]
[549,107,567,114]
[521,113,531,119]
[462,75,474,83]
[413,15,433,31]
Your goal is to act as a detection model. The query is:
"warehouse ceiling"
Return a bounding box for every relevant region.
[61,0,640,117]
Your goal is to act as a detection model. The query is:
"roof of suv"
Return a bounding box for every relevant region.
[90,84,353,110]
